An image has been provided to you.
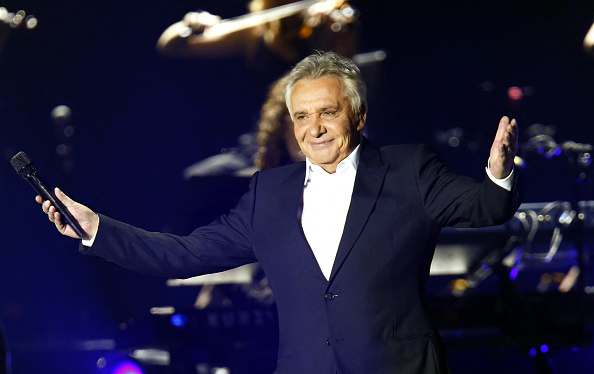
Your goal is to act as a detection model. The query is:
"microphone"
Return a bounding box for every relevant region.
[10,151,86,238]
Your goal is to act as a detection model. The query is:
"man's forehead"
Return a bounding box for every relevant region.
[291,78,346,104]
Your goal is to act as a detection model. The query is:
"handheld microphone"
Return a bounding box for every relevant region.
[10,151,86,238]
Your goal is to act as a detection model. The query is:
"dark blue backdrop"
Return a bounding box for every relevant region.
[1,0,594,372]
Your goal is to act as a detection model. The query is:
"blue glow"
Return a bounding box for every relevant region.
[113,362,143,374]
[509,267,519,280]
[171,313,188,327]
[575,177,583,184]
[540,344,549,354]
[481,264,489,271]
[529,348,537,357]
[554,148,562,157]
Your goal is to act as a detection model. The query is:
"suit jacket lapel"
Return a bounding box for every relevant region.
[329,138,388,282]
[281,164,329,282]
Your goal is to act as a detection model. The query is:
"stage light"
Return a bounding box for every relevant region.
[584,21,594,54]
[171,313,188,327]
[508,86,523,101]
[509,266,519,281]
[513,156,526,169]
[112,361,144,374]
[211,368,231,374]
[96,353,145,374]
[51,104,72,124]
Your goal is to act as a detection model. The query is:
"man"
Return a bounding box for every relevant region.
[39,51,520,373]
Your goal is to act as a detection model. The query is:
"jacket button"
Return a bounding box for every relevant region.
[324,292,337,300]
[326,338,331,346]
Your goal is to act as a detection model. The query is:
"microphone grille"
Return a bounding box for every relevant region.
[10,151,32,174]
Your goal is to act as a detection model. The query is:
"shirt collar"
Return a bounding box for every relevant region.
[304,143,361,185]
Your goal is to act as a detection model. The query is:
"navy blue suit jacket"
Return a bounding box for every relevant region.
[82,139,520,373]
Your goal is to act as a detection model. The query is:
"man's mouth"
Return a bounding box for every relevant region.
[309,139,333,148]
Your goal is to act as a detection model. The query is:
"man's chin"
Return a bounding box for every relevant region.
[307,152,334,165]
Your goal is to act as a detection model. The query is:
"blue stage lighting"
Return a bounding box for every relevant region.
[509,266,519,281]
[171,313,188,327]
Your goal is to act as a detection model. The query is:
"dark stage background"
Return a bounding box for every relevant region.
[1,0,594,373]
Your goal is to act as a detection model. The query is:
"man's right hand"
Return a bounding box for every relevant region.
[37,188,99,240]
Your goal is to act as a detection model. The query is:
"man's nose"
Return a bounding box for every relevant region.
[308,116,326,137]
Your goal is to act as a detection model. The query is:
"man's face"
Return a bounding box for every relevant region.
[290,77,365,173]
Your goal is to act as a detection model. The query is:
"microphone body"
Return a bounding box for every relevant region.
[11,152,86,238]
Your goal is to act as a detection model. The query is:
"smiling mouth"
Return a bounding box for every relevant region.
[309,139,333,148]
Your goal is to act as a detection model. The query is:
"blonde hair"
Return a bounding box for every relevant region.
[254,75,292,170]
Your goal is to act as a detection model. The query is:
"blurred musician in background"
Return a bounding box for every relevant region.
[168,74,302,309]
[181,74,301,181]
[156,0,359,65]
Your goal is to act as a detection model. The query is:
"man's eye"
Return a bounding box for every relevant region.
[322,111,337,117]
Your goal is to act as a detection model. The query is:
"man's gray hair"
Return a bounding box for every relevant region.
[285,51,367,120]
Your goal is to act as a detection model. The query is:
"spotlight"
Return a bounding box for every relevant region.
[96,353,145,374]
[112,362,144,374]
[507,86,523,101]
[171,313,188,327]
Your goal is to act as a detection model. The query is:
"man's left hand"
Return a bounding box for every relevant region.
[489,116,519,179]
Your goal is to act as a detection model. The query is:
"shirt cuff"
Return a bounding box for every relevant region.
[81,214,100,247]
[485,158,514,191]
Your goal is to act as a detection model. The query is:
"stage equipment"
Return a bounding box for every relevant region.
[430,128,594,373]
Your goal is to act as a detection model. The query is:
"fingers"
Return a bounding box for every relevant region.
[55,187,71,206]
[489,116,519,179]
[496,116,510,144]
[37,189,65,226]
[43,201,67,234]
[42,199,59,225]
[510,118,520,149]
[495,116,518,155]
[37,187,93,239]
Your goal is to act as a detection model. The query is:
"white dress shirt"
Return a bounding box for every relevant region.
[301,145,361,280]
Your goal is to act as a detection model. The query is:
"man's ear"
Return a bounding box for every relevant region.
[356,112,366,132]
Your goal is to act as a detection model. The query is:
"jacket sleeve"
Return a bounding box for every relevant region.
[79,173,260,278]
[416,144,520,228]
